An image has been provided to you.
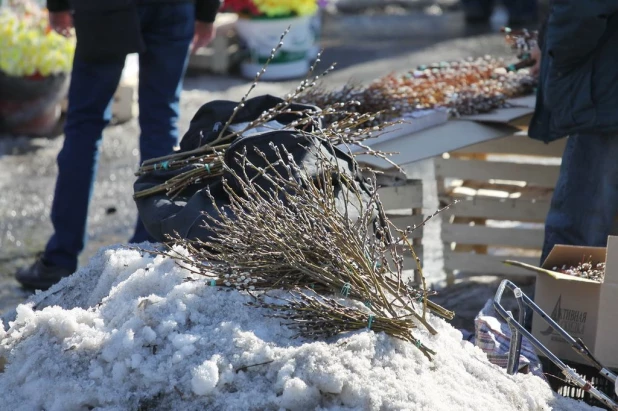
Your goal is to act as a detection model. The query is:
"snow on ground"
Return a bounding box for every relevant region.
[0,245,598,411]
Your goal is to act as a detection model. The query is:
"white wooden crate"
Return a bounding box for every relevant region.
[376,179,424,284]
[435,132,567,283]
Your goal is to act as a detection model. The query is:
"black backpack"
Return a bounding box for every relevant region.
[133,94,382,243]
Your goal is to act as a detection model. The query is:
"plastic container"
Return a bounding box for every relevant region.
[539,356,618,410]
[235,15,314,81]
[0,71,69,136]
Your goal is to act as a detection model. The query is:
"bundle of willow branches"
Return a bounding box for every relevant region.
[133,29,402,201]
[151,136,454,360]
[135,28,454,359]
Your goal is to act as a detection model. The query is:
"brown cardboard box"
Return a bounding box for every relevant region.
[506,236,618,369]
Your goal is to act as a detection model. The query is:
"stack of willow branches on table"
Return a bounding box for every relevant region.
[299,53,537,126]
[134,29,454,360]
[297,81,407,128]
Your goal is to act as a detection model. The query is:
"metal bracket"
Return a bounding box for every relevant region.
[493,280,618,410]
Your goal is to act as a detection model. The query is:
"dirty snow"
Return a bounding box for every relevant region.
[0,245,599,411]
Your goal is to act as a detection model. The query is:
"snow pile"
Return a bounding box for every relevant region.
[0,245,598,411]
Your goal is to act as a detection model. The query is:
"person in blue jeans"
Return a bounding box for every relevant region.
[461,0,538,27]
[16,0,221,290]
[528,1,618,264]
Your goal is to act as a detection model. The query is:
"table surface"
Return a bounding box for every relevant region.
[351,94,537,168]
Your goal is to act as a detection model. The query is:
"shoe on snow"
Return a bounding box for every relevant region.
[16,258,73,291]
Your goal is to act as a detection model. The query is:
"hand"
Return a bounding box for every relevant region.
[529,44,541,78]
[191,22,216,55]
[49,11,73,37]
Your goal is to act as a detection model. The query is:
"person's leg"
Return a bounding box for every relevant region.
[540,134,618,264]
[502,0,537,27]
[129,2,195,243]
[460,0,494,23]
[44,56,126,270]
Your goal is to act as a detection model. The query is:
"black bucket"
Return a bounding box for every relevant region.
[0,71,70,137]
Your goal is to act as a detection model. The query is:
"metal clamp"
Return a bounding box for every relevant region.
[493,280,618,410]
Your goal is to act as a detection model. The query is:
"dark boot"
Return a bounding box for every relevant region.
[16,258,73,291]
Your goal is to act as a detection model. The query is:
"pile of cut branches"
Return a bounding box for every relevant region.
[135,29,455,359]
[155,141,454,360]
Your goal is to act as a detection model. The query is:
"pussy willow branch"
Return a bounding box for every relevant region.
[140,27,291,169]
[195,144,446,320]
[250,290,436,361]
[139,47,336,172]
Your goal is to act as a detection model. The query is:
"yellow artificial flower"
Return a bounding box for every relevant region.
[291,0,317,16]
[0,7,75,77]
[252,0,317,17]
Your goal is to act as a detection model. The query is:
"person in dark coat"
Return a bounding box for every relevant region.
[16,0,221,290]
[528,1,618,264]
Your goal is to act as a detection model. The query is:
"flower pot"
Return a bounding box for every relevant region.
[235,15,314,81]
[0,71,69,137]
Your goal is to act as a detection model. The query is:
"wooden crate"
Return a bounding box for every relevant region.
[376,178,424,284]
[188,13,243,75]
[435,132,567,284]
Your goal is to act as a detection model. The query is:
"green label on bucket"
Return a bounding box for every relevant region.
[251,50,308,64]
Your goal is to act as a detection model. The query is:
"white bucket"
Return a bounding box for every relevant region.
[235,15,314,81]
[309,12,322,59]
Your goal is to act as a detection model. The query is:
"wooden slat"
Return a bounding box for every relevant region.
[442,224,544,249]
[392,250,424,270]
[378,181,423,210]
[446,181,554,201]
[452,133,567,158]
[435,158,560,188]
[401,247,423,260]
[388,214,424,227]
[393,229,423,240]
[382,229,423,240]
[395,243,423,256]
[440,195,550,222]
[444,252,538,276]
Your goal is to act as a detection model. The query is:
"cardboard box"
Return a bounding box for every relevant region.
[506,236,618,369]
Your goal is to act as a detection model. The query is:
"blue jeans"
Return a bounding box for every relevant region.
[541,134,618,264]
[44,3,194,271]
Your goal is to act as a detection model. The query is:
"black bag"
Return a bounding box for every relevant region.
[133,95,380,243]
[72,0,145,63]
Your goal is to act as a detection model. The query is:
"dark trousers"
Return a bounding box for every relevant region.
[461,0,537,20]
[44,3,194,271]
[541,134,618,264]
